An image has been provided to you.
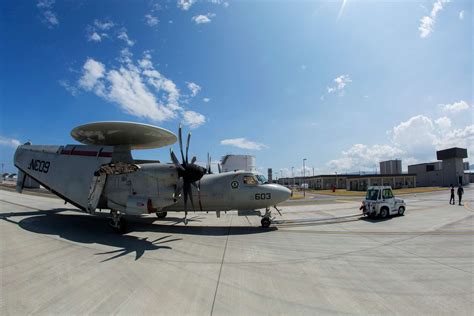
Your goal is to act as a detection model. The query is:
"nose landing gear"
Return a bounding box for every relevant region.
[261,217,271,228]
[109,210,127,234]
[261,207,274,228]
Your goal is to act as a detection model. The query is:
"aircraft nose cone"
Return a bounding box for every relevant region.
[273,185,291,204]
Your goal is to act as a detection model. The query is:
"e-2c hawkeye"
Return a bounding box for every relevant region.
[14,122,291,233]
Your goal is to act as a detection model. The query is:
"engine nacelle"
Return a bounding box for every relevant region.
[104,163,179,213]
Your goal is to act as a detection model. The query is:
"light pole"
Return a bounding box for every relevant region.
[291,166,295,188]
[303,158,307,197]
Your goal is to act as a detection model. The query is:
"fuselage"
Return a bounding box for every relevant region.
[163,171,292,212]
[14,144,291,216]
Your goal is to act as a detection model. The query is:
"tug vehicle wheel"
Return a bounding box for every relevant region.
[398,207,405,216]
[380,208,389,219]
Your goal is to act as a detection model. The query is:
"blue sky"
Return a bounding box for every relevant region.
[0,0,472,176]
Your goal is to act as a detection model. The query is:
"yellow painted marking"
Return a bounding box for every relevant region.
[464,202,474,212]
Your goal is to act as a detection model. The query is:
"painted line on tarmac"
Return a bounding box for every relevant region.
[334,199,358,204]
[273,213,362,225]
[0,199,44,211]
[464,202,474,212]
[276,229,474,235]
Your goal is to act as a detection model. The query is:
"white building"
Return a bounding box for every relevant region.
[221,155,256,173]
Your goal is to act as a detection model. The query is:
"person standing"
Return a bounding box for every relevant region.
[450,185,455,205]
[457,185,464,206]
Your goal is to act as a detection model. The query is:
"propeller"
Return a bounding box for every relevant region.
[170,125,206,224]
[205,153,212,174]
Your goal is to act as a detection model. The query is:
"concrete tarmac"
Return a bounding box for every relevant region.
[1,188,473,315]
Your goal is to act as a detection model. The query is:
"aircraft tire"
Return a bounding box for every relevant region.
[261,217,271,228]
[156,211,167,219]
[110,218,127,234]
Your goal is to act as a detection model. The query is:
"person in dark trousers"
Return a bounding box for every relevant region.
[450,185,455,205]
[457,185,464,206]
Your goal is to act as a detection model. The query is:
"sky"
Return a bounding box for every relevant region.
[0,0,472,177]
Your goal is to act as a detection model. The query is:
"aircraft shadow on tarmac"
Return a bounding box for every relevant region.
[1,209,275,261]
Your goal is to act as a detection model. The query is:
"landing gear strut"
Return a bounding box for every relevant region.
[109,210,127,234]
[261,208,272,228]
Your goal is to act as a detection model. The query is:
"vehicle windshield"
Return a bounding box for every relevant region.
[366,189,379,201]
[256,174,267,184]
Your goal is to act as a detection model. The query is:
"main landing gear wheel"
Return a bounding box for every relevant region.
[156,211,167,219]
[109,210,127,234]
[261,217,271,228]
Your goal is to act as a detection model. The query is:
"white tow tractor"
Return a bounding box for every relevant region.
[361,186,406,219]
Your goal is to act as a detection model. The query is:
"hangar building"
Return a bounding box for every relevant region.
[277,173,416,191]
[408,147,469,187]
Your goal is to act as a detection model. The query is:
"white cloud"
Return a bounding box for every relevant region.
[59,80,78,96]
[326,74,351,95]
[94,19,115,30]
[203,97,211,103]
[220,138,268,150]
[145,14,159,27]
[440,100,470,113]
[106,66,174,121]
[328,144,404,172]
[459,10,464,20]
[327,113,474,172]
[177,0,196,10]
[192,13,216,24]
[186,82,201,97]
[419,0,450,38]
[86,20,115,43]
[117,29,135,46]
[208,0,229,6]
[435,116,451,131]
[37,0,58,28]
[435,125,474,153]
[68,53,206,127]
[0,136,21,148]
[183,111,206,129]
[78,58,106,92]
[88,32,102,42]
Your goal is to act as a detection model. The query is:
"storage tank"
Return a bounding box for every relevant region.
[221,155,256,173]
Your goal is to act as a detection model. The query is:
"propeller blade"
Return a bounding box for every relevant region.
[198,180,203,212]
[170,149,185,172]
[191,156,197,164]
[188,185,195,211]
[178,125,185,164]
[218,163,222,173]
[183,183,188,213]
[207,153,211,174]
[185,132,191,164]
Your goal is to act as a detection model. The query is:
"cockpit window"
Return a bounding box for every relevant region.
[243,175,258,185]
[256,174,267,184]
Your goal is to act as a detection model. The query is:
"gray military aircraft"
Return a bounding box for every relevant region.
[14,121,291,233]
